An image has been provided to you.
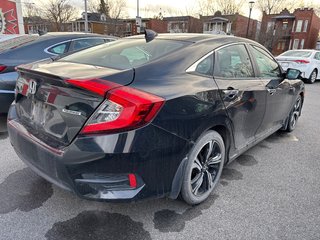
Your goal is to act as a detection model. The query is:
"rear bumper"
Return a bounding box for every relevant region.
[8,106,191,201]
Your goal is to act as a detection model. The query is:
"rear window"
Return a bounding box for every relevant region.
[280,51,312,57]
[0,35,39,53]
[59,39,185,70]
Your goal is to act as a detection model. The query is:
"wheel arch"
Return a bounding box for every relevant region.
[168,121,234,199]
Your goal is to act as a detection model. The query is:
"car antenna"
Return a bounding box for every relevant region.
[144,29,158,43]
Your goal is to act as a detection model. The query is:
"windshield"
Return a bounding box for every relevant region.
[280,51,312,57]
[59,39,186,70]
[0,35,39,53]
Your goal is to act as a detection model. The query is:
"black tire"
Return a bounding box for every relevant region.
[181,130,225,205]
[285,96,302,132]
[306,69,317,84]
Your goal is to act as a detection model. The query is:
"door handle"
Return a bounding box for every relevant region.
[267,89,276,95]
[223,89,239,98]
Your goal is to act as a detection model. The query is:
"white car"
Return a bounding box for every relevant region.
[276,50,320,84]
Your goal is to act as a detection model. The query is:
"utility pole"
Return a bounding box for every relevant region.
[246,1,254,38]
[84,0,88,33]
[136,0,141,34]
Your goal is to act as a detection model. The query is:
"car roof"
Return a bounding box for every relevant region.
[126,33,255,44]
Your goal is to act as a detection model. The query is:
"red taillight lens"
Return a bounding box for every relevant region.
[66,78,121,97]
[128,174,137,188]
[294,60,309,64]
[67,78,165,134]
[0,65,7,72]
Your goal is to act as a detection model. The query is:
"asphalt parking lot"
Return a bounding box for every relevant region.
[0,83,319,240]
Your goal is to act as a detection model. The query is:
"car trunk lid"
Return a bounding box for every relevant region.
[14,61,134,149]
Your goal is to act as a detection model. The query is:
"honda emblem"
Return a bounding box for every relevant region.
[28,80,37,95]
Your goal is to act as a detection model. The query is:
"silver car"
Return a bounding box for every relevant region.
[276,49,320,84]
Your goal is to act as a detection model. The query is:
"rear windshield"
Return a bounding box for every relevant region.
[0,35,39,53]
[59,39,185,70]
[280,51,312,57]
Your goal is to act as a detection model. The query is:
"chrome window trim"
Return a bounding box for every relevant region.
[186,42,247,74]
[43,37,116,55]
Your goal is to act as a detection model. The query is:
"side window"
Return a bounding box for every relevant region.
[314,52,320,60]
[250,45,281,78]
[214,44,254,78]
[47,42,70,55]
[195,54,213,76]
[72,38,105,52]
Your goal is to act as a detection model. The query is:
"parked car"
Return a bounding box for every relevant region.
[0,32,118,131]
[7,32,304,205]
[276,49,320,84]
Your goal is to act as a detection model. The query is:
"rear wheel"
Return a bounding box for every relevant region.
[285,96,302,132]
[181,130,225,205]
[306,69,317,84]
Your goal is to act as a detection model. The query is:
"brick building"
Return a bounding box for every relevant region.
[163,16,202,33]
[260,8,320,55]
[71,12,125,36]
[122,18,167,36]
[200,11,260,40]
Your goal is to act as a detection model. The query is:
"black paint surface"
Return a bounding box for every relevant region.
[45,211,151,240]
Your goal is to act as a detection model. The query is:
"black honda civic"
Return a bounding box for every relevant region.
[8,32,304,205]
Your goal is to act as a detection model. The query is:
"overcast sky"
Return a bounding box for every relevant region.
[28,0,319,20]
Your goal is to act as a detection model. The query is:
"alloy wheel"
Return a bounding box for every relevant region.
[190,140,222,197]
[290,98,301,129]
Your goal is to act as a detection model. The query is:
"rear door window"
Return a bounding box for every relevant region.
[214,44,254,78]
[71,38,106,52]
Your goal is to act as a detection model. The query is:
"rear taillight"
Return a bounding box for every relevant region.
[66,78,121,97]
[294,60,309,64]
[67,78,165,134]
[0,65,7,72]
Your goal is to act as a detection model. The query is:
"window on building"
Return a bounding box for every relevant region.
[266,21,274,32]
[292,39,299,50]
[281,41,285,50]
[303,20,308,32]
[292,21,295,32]
[296,20,303,32]
[125,23,131,32]
[300,39,305,49]
[282,21,288,30]
[289,39,292,50]
[226,22,232,34]
[277,42,282,50]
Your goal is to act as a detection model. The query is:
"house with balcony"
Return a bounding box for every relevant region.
[200,11,259,40]
[260,8,320,55]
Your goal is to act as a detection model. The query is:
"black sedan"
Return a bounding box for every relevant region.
[0,32,117,131]
[7,32,304,205]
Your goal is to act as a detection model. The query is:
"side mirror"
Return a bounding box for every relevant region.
[286,68,301,80]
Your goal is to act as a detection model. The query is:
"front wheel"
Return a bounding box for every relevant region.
[181,130,225,205]
[285,96,302,132]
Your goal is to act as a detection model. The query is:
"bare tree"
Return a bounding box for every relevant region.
[42,0,76,31]
[256,0,304,14]
[197,0,216,16]
[216,0,246,15]
[23,3,41,18]
[89,0,127,19]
